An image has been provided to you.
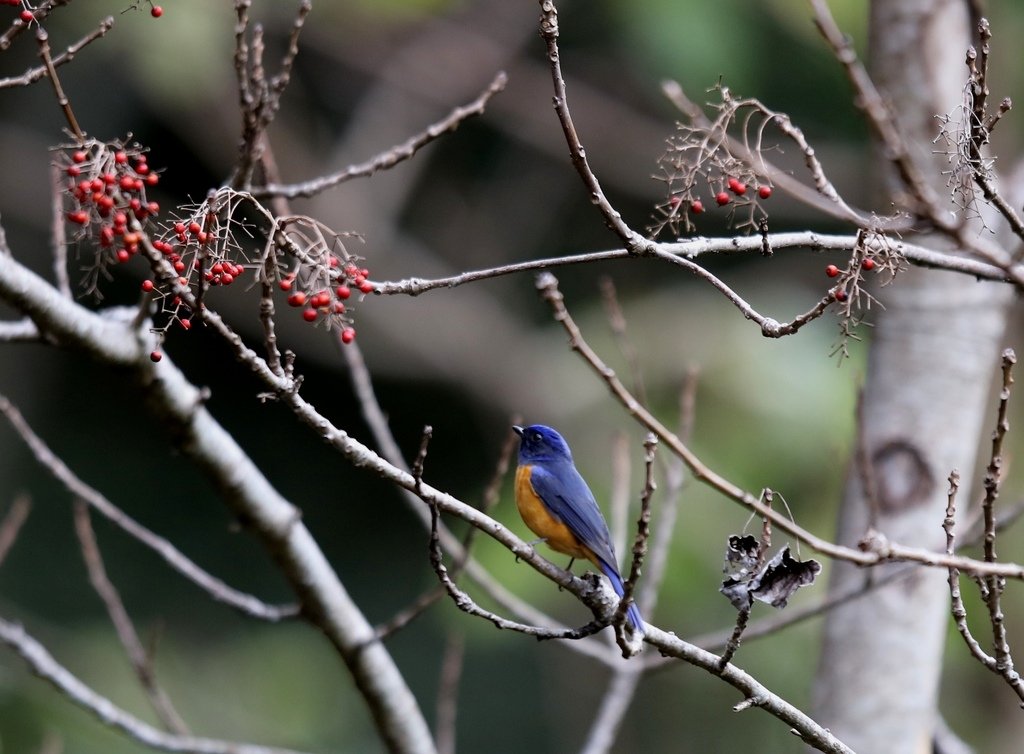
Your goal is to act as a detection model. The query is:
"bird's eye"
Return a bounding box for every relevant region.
[531,431,542,443]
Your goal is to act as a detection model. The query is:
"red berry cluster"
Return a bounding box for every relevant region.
[663,176,772,231]
[62,143,162,270]
[278,259,372,343]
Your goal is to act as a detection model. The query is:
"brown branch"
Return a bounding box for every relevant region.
[537,0,649,251]
[0,16,113,90]
[36,27,83,141]
[252,71,508,199]
[807,0,948,225]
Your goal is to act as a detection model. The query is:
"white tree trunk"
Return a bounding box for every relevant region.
[812,1,1014,752]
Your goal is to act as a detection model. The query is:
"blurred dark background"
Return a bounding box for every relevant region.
[2,1,1024,751]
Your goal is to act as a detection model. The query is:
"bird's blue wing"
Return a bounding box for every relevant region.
[528,462,618,569]
[529,462,645,632]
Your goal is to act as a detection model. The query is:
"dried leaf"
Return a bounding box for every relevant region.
[720,536,821,611]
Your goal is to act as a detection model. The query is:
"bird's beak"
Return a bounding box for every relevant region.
[512,425,524,437]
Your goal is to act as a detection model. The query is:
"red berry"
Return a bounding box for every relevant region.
[151,5,163,17]
[287,291,307,307]
[113,212,128,227]
[135,162,150,176]
[99,227,115,246]
[220,273,234,285]
[147,201,160,215]
[825,264,840,278]
[19,9,32,22]
[690,200,704,214]
[727,178,747,195]
[834,288,848,302]
[333,302,346,314]
[116,249,131,263]
[302,308,318,322]
[67,210,89,225]
[358,280,375,294]
[188,222,202,235]
[72,151,87,164]
[150,351,163,362]
[862,258,876,271]
[114,152,128,165]
[145,173,159,186]
[715,191,730,206]
[141,279,155,292]
[279,278,293,292]
[180,319,192,330]
[340,327,356,344]
[668,195,682,208]
[758,185,773,200]
[173,261,185,273]
[66,165,81,177]
[335,284,351,300]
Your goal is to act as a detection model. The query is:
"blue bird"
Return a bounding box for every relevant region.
[513,424,644,633]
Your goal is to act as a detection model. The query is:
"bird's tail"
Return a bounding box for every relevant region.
[599,562,645,635]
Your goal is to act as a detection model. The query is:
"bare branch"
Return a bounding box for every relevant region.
[36,27,83,141]
[533,271,1024,579]
[0,494,31,567]
[375,232,1015,297]
[252,71,509,200]
[73,501,190,734]
[0,616,313,754]
[0,395,299,622]
[0,16,114,90]
[537,0,648,250]
[434,633,464,754]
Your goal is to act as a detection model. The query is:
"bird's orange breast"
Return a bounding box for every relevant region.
[515,464,593,561]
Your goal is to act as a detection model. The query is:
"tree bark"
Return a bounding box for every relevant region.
[812,1,1014,752]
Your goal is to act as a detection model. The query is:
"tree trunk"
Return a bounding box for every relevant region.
[812,1,1014,752]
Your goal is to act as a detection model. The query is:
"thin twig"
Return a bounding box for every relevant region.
[0,16,114,90]
[0,395,298,621]
[600,277,647,407]
[425,494,604,641]
[614,434,655,639]
[36,28,83,141]
[532,272,1024,579]
[0,616,312,754]
[253,71,508,199]
[660,79,907,230]
[537,0,648,251]
[434,633,464,754]
[0,494,31,567]
[73,501,190,734]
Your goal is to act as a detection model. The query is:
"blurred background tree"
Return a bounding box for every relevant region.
[1,1,1024,752]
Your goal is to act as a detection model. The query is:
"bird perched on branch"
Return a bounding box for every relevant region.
[513,424,644,634]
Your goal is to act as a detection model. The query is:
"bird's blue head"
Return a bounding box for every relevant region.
[513,424,573,464]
